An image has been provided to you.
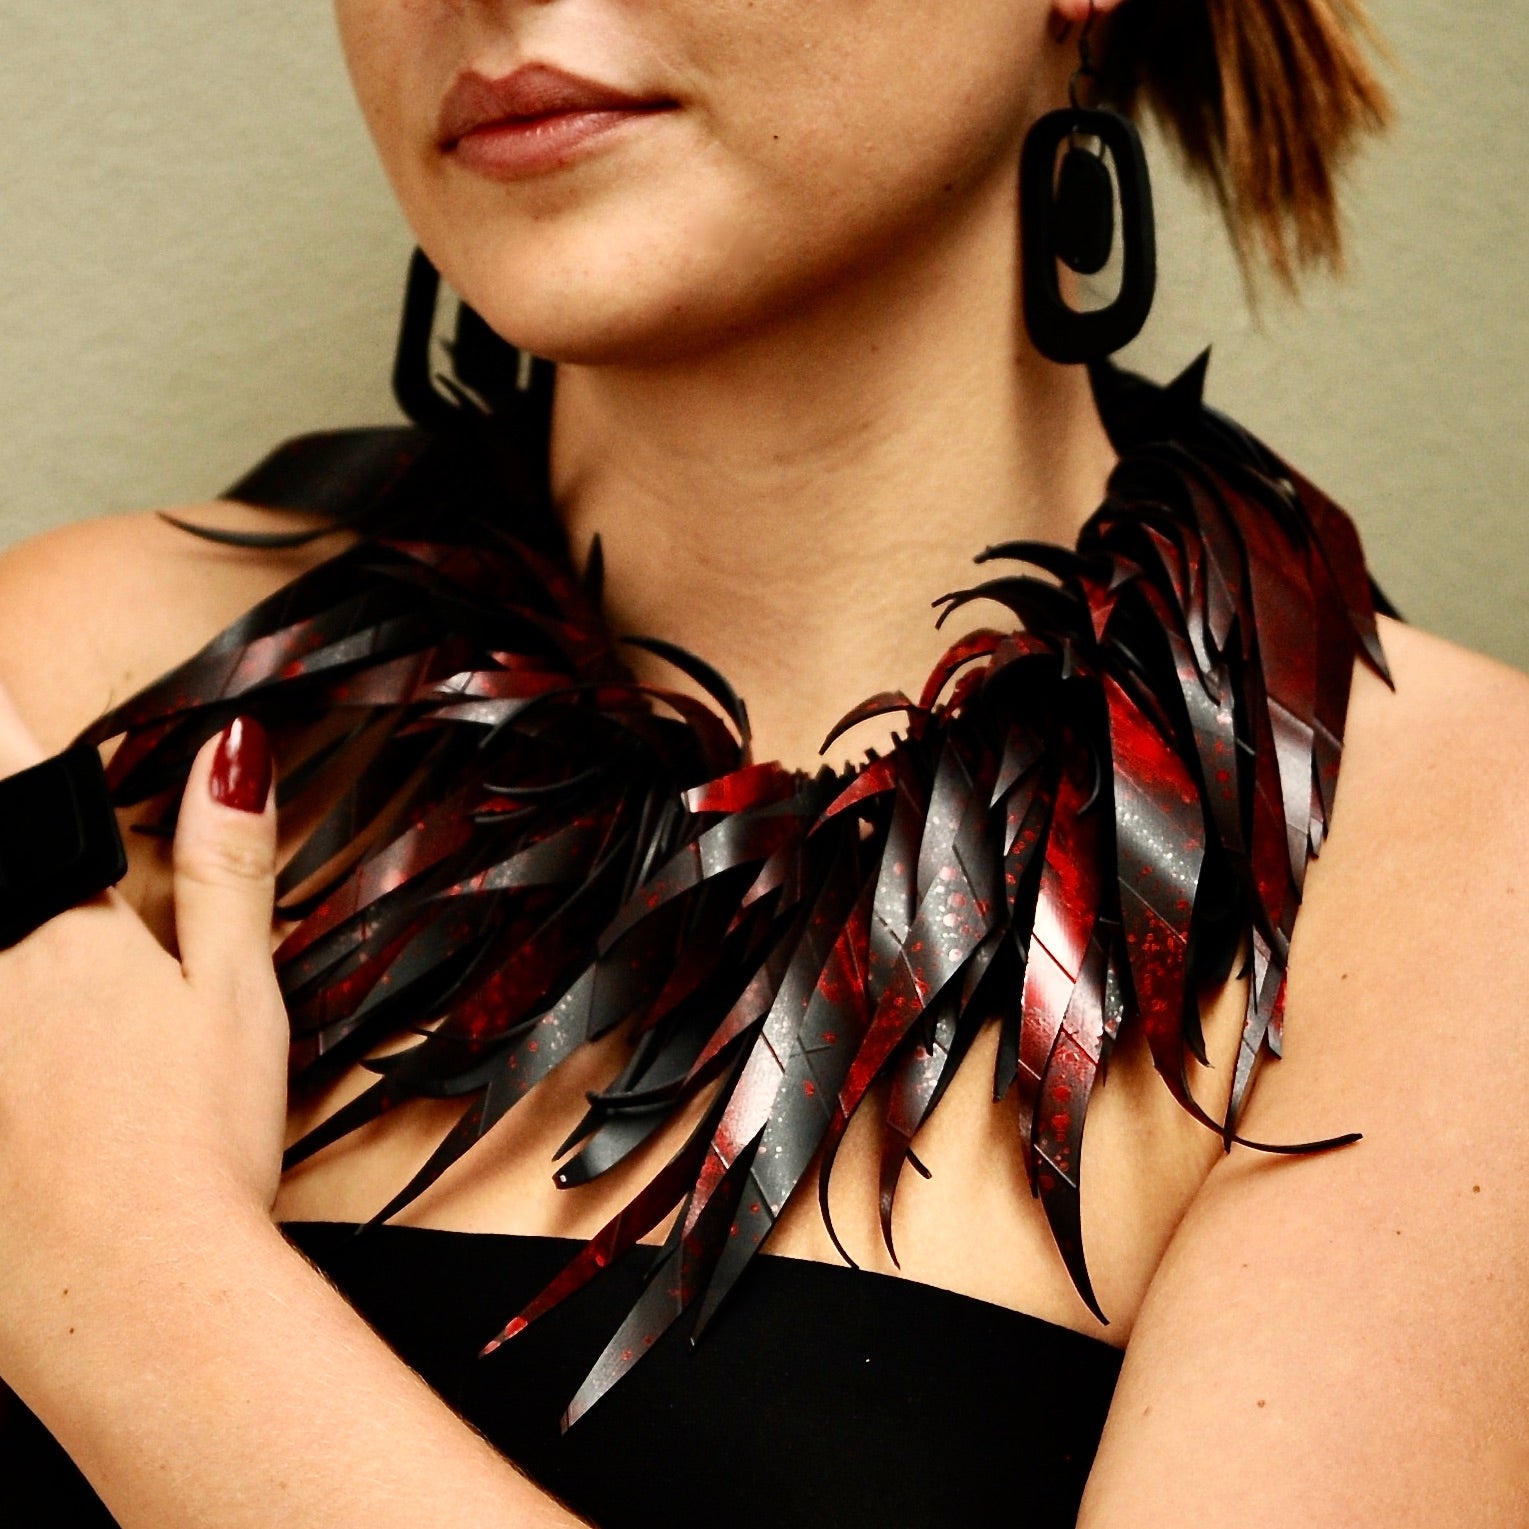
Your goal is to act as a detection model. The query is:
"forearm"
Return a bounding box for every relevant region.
[1,1198,584,1529]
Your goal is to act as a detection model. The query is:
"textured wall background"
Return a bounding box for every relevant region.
[1,1,1524,666]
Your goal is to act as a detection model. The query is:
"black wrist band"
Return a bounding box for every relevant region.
[0,743,129,950]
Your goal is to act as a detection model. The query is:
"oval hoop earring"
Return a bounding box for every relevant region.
[1019,3,1157,365]
[392,248,552,431]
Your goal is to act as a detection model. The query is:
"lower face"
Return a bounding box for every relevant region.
[333,0,1062,366]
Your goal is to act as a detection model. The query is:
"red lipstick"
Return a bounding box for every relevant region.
[439,63,676,180]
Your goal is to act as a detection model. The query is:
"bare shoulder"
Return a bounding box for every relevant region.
[1350,615,1529,793]
[1079,617,1529,1527]
[1327,617,1529,919]
[0,502,351,751]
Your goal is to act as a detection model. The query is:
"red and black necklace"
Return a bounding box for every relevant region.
[82,351,1390,1425]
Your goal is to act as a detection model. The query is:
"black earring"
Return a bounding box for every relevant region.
[392,248,552,430]
[1019,4,1156,365]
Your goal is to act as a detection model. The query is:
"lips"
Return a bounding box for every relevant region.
[438,63,675,177]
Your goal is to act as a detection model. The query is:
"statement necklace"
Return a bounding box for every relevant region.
[84,354,1389,1425]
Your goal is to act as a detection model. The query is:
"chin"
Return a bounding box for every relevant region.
[398,148,717,359]
[474,282,731,368]
[429,230,783,369]
[412,155,927,370]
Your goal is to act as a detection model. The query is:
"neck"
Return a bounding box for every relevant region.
[550,189,1116,772]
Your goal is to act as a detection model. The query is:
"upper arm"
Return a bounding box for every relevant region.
[1079,626,1529,1527]
[0,503,345,750]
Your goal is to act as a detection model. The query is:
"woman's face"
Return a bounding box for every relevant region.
[334,0,1068,364]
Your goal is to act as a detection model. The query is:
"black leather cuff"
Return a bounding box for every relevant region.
[0,744,129,949]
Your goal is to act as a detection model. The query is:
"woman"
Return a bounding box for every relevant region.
[0,1,1524,1525]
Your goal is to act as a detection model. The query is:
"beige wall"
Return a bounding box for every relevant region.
[2,2,1524,667]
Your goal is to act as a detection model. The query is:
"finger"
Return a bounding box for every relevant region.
[173,717,279,998]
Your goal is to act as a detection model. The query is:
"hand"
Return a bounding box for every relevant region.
[0,682,286,1349]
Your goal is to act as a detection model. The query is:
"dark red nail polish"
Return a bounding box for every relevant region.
[209,716,272,814]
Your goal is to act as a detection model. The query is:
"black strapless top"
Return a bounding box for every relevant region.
[0,1224,1123,1526]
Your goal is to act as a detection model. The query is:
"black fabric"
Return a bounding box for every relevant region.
[0,1224,1123,1526]
[0,744,128,949]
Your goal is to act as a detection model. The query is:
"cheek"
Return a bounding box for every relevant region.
[634,1,1054,308]
[691,0,1050,198]
[331,1,452,181]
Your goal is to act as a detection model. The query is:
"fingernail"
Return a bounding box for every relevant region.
[209,717,272,815]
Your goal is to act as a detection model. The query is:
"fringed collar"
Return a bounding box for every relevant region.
[81,354,1390,1424]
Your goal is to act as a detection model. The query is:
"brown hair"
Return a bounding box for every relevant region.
[1100,0,1392,284]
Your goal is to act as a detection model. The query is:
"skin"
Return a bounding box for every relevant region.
[0,1,1525,1524]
